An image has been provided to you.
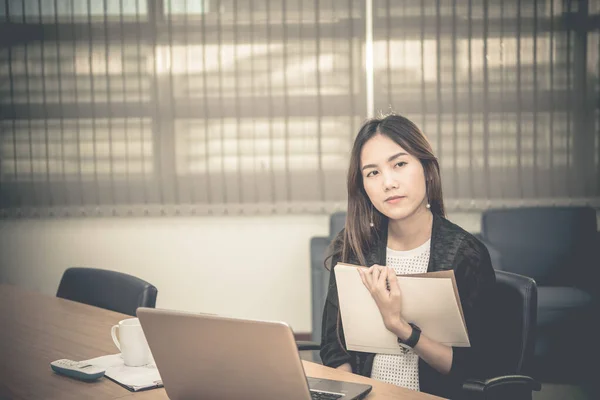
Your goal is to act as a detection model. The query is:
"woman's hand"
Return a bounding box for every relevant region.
[359,264,453,375]
[358,265,407,334]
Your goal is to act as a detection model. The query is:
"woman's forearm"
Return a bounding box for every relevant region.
[389,320,453,375]
[336,363,352,373]
[411,333,453,374]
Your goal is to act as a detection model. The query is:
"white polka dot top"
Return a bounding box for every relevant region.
[370,238,431,391]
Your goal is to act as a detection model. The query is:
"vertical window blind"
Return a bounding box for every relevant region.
[373,0,599,209]
[0,0,598,217]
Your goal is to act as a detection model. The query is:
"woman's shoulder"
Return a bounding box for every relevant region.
[434,214,490,258]
[329,228,346,255]
[328,228,367,268]
[325,228,345,268]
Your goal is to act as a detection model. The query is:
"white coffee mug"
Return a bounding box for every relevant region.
[111,317,151,367]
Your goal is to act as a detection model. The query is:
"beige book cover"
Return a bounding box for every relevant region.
[334,262,470,355]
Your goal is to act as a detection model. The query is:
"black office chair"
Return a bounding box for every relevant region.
[56,267,158,316]
[299,270,541,400]
[476,206,598,384]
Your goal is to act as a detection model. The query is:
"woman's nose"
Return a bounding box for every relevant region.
[382,172,399,191]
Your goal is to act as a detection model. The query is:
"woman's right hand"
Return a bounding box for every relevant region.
[358,264,407,335]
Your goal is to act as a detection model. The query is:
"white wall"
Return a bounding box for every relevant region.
[0,215,330,334]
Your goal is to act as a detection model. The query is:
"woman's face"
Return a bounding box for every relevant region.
[360,133,428,221]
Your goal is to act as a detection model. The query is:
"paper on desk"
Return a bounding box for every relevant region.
[334,263,470,355]
[84,354,163,392]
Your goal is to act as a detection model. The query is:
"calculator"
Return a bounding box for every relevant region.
[50,359,106,381]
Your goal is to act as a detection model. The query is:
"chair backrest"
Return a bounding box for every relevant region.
[56,267,158,316]
[329,211,347,240]
[485,270,538,378]
[480,207,597,285]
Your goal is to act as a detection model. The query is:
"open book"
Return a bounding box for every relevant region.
[334,263,470,355]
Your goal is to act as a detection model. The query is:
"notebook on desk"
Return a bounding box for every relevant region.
[84,353,162,392]
[137,307,372,400]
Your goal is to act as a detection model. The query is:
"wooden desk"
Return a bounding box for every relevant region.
[0,284,443,399]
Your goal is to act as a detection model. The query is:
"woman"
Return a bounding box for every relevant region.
[320,114,495,399]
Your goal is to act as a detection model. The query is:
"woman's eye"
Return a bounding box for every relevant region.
[395,161,407,168]
[366,170,378,178]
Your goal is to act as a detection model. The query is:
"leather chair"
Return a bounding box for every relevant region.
[466,270,540,400]
[56,267,158,316]
[305,212,541,399]
[309,211,347,344]
[476,207,599,383]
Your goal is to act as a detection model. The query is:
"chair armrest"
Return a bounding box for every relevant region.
[462,375,541,400]
[473,233,503,271]
[296,341,321,351]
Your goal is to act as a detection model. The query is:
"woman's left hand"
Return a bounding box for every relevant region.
[358,265,404,332]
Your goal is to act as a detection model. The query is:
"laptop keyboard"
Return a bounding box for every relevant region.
[310,390,343,400]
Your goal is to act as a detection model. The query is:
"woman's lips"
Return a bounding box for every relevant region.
[385,196,405,204]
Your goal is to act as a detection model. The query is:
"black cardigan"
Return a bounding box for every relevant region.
[320,213,496,399]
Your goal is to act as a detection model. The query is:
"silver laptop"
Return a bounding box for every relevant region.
[137,307,372,400]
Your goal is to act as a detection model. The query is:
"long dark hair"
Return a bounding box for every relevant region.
[334,113,445,266]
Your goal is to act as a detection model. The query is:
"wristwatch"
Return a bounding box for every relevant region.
[397,323,421,352]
